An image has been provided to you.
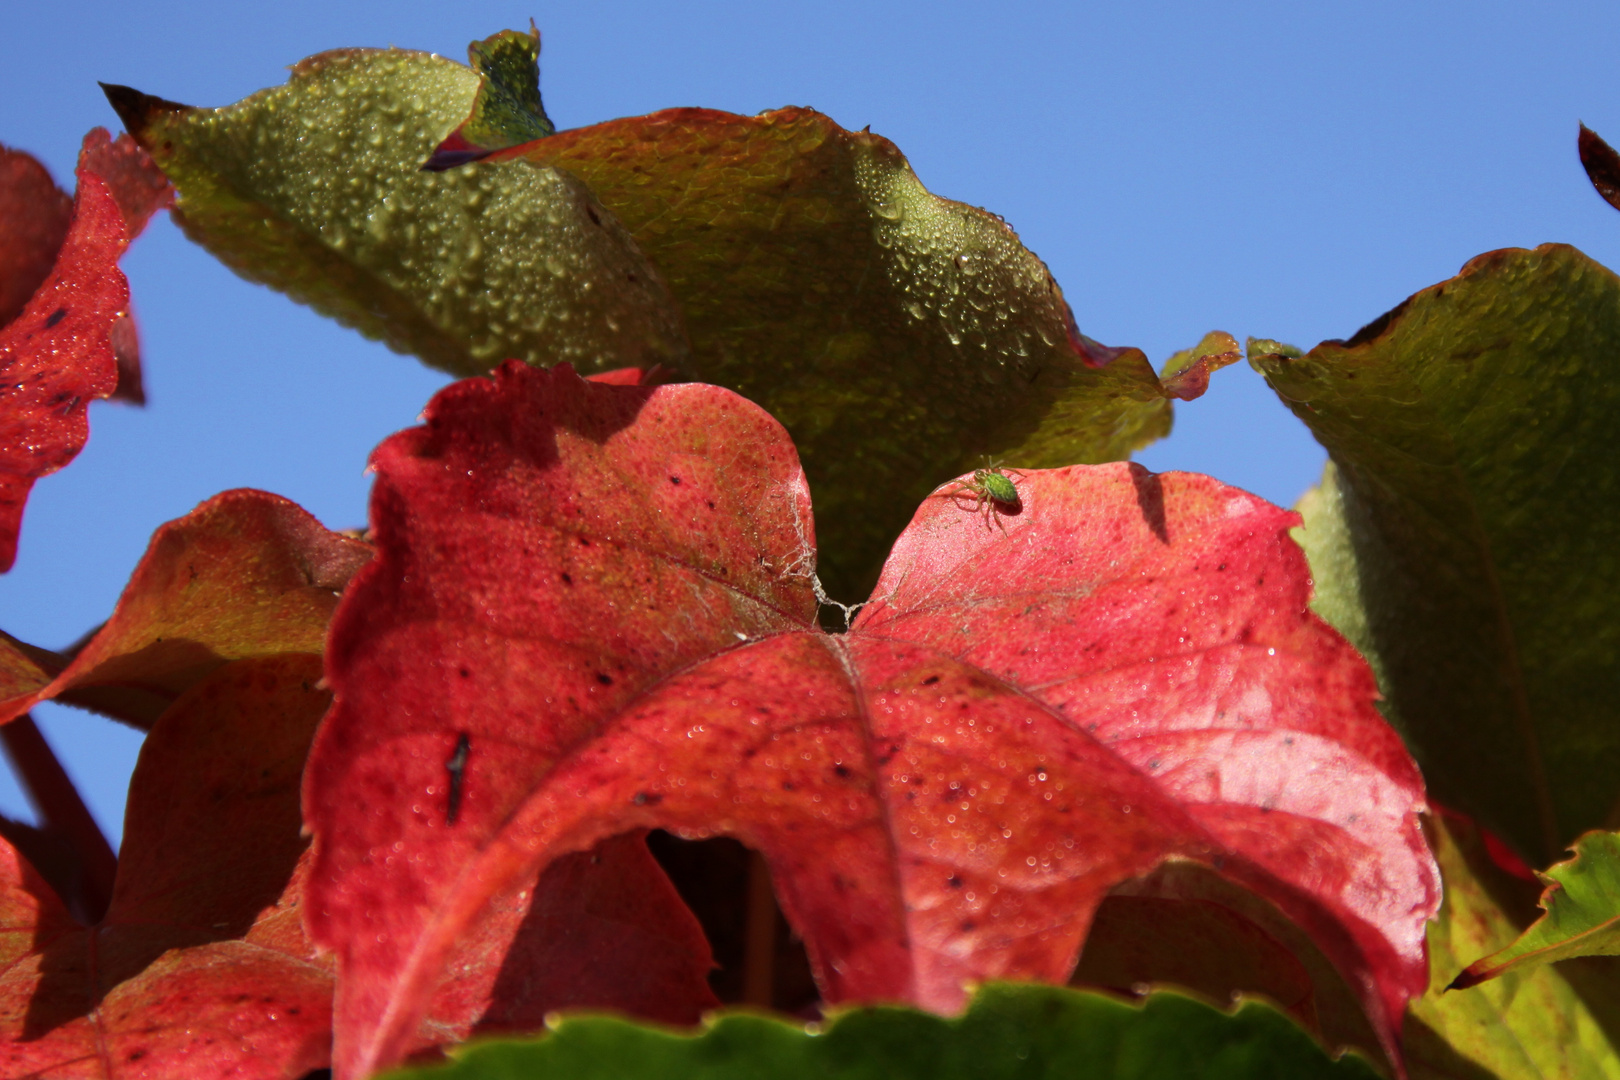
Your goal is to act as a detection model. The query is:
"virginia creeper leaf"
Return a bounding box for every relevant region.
[0,489,371,729]
[1402,811,1620,1080]
[436,37,1174,596]
[0,655,336,1079]
[303,362,1436,1077]
[0,132,153,573]
[1255,244,1620,865]
[1453,831,1620,987]
[102,51,688,379]
[383,983,1382,1080]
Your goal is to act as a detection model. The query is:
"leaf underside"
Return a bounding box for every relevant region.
[1260,244,1620,866]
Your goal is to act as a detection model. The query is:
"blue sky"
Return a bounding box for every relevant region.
[3,1,1619,842]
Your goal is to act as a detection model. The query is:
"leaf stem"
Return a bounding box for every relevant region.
[742,850,777,1006]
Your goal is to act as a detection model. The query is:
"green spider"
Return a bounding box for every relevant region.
[939,461,1024,533]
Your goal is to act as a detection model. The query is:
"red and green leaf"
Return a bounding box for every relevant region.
[0,489,372,730]
[303,361,1436,1077]
[1453,830,1620,988]
[1403,811,1620,1079]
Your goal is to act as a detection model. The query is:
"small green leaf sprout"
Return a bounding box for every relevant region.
[939,460,1024,533]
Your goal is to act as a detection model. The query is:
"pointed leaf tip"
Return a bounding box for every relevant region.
[1578,123,1620,213]
[424,25,555,171]
[99,82,190,141]
[1455,829,1620,987]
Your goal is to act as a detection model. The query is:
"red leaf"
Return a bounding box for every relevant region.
[0,655,336,1079]
[0,129,171,571]
[0,489,372,730]
[305,362,1438,1077]
[0,147,72,329]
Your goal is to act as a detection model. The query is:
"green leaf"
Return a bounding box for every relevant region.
[1256,244,1620,865]
[492,106,1172,595]
[103,50,686,378]
[1405,812,1620,1080]
[383,983,1380,1080]
[1454,831,1620,987]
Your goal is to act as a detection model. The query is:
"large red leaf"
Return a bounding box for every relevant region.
[304,362,1438,1078]
[0,651,714,1077]
[0,130,171,571]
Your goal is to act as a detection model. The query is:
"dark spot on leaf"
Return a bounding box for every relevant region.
[458,667,471,679]
[596,672,613,686]
[633,791,663,806]
[44,307,68,329]
[669,475,682,484]
[922,675,940,686]
[561,572,572,585]
[127,1050,147,1062]
[782,781,796,791]
[834,764,851,778]
[586,205,601,226]
[960,920,976,931]
[1217,563,1226,571]
[946,875,963,888]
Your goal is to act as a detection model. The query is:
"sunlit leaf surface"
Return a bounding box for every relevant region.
[303,362,1435,1076]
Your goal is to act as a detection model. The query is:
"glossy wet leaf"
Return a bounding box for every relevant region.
[0,655,336,1079]
[1454,831,1620,988]
[454,62,1174,594]
[303,361,1435,1077]
[104,49,687,381]
[1403,811,1620,1080]
[0,489,371,729]
[0,134,141,573]
[384,983,1381,1080]
[1255,244,1620,865]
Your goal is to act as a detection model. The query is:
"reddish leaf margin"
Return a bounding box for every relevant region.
[0,129,171,571]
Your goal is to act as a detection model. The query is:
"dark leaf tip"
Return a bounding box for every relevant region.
[99,83,191,142]
[1577,123,1620,213]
